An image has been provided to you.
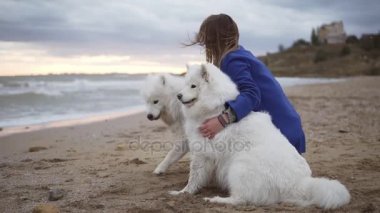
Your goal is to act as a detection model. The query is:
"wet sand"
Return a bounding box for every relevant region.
[0,76,379,212]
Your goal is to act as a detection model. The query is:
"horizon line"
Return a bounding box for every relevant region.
[0,70,187,77]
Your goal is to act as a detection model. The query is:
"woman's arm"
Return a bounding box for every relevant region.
[224,58,261,121]
[199,58,261,139]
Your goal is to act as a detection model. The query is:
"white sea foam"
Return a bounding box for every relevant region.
[0,79,144,96]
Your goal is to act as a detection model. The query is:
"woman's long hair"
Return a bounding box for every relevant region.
[186,14,239,67]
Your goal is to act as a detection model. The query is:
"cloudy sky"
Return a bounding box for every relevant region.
[0,0,379,76]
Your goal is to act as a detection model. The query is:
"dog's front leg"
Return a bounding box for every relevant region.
[169,155,213,195]
[153,139,189,174]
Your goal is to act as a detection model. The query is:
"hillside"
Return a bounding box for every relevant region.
[259,36,380,77]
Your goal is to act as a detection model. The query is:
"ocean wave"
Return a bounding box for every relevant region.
[0,89,63,97]
[0,75,342,128]
[0,78,144,96]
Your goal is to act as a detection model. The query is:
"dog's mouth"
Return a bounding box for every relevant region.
[181,98,197,107]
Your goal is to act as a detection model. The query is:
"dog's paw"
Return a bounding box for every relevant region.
[203,197,213,202]
[153,168,165,175]
[168,190,184,196]
[203,196,239,204]
[203,196,221,203]
[153,170,163,175]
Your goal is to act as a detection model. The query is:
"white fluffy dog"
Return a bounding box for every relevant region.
[141,74,188,174]
[169,63,350,209]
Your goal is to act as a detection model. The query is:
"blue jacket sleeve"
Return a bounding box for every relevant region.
[224,58,261,121]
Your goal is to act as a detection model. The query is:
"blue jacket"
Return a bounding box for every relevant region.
[221,46,306,153]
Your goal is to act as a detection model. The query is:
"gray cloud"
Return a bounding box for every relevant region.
[0,0,379,58]
[262,0,380,33]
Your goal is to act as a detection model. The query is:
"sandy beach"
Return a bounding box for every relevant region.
[0,76,379,212]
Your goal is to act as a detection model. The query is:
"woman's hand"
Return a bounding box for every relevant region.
[199,114,227,139]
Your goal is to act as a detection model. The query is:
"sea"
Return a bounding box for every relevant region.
[0,74,340,128]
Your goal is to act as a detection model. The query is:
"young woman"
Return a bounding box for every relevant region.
[188,14,305,154]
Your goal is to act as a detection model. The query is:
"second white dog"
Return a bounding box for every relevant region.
[170,63,350,209]
[141,74,188,174]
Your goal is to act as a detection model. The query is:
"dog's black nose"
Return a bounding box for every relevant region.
[177,94,182,100]
[147,114,154,120]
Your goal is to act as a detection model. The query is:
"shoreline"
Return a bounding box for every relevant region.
[0,106,145,138]
[0,77,347,138]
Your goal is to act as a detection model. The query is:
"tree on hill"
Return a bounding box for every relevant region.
[346,35,359,44]
[340,45,351,56]
[278,44,285,52]
[311,28,320,46]
[292,39,310,48]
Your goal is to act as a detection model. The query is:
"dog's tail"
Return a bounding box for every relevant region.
[294,177,350,209]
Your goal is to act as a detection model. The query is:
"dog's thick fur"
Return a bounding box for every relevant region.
[170,63,350,209]
[141,74,188,174]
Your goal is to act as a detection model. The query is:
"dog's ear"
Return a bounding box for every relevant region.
[201,64,209,82]
[160,75,165,86]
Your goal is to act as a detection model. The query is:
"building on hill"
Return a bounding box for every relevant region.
[317,21,347,44]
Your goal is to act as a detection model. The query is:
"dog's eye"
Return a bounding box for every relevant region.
[191,84,196,88]
[153,100,159,104]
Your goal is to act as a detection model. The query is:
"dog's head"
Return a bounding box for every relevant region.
[140,74,168,121]
[177,63,238,114]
